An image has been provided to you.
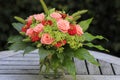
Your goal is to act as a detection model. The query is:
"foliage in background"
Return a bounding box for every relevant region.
[0,0,120,56]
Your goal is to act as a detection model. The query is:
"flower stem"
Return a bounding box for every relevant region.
[40,0,48,14]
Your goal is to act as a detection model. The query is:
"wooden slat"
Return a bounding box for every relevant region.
[1,50,120,66]
[0,50,39,60]
[98,60,114,75]
[112,64,120,75]
[89,50,120,66]
[74,58,88,75]
[13,53,38,57]
[0,61,39,66]
[0,70,39,74]
[1,57,39,61]
[0,66,39,70]
[0,51,20,59]
[0,75,120,80]
[87,61,101,75]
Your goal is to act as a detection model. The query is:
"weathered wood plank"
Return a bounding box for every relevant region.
[98,60,114,75]
[0,61,39,66]
[112,64,120,75]
[74,58,88,75]
[89,50,120,66]
[1,57,39,61]
[0,75,120,80]
[0,70,39,74]
[0,50,38,59]
[0,66,39,70]
[1,50,120,66]
[87,61,101,75]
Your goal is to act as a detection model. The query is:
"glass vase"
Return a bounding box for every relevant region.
[41,71,65,80]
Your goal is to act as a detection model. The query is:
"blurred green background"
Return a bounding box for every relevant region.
[0,0,120,57]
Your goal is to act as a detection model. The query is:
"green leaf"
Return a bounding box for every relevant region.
[9,42,28,51]
[64,47,74,59]
[72,10,88,18]
[79,18,93,31]
[57,53,64,62]
[51,54,61,70]
[12,23,24,32]
[40,0,48,14]
[23,46,36,55]
[63,58,76,79]
[84,43,109,52]
[38,47,52,60]
[74,48,100,66]
[83,32,104,41]
[8,36,23,43]
[48,8,55,15]
[14,16,26,24]
[72,16,81,21]
[22,37,31,42]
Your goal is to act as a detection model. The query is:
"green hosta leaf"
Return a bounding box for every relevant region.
[12,23,24,32]
[79,18,93,31]
[84,43,109,52]
[9,42,28,51]
[74,48,100,66]
[39,47,52,60]
[23,46,36,55]
[14,16,26,24]
[63,58,76,79]
[8,36,23,43]
[83,32,104,41]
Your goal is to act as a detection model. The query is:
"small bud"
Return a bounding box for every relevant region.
[37,43,42,48]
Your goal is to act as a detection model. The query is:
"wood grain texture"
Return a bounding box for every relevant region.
[89,50,120,66]
[112,64,120,75]
[0,70,39,74]
[0,75,120,80]
[0,60,39,66]
[87,61,101,75]
[74,58,88,75]
[0,50,120,80]
[1,50,120,66]
[99,60,114,75]
[0,65,39,70]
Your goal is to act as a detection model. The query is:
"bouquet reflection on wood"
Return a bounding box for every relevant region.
[8,0,108,80]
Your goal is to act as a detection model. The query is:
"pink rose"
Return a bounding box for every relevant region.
[27,15,33,26]
[75,25,83,36]
[50,12,62,20]
[34,13,45,22]
[33,23,44,33]
[41,33,54,44]
[26,28,34,37]
[57,19,70,33]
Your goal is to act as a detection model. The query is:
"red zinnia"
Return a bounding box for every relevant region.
[68,24,77,35]
[54,40,67,48]
[42,20,53,26]
[21,25,30,32]
[30,31,40,42]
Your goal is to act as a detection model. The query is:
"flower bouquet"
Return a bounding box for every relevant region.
[8,0,108,79]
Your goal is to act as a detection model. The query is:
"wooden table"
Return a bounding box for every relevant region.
[0,50,120,80]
